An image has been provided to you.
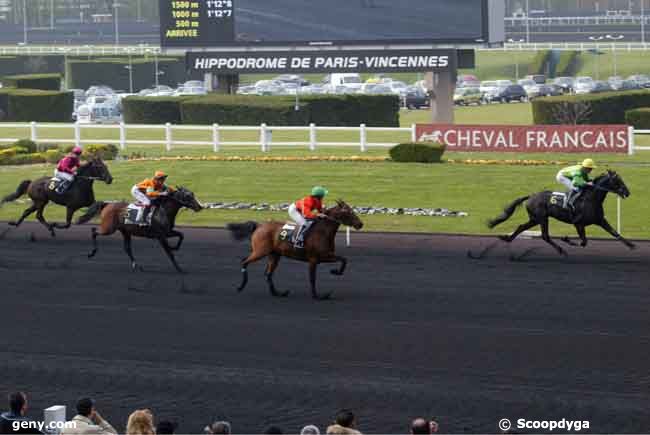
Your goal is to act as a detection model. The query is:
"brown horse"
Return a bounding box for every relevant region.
[77,187,203,273]
[227,200,364,300]
[1,158,113,237]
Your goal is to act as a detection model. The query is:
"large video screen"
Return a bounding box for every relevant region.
[160,0,491,47]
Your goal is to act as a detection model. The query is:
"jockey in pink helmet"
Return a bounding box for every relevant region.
[54,146,83,193]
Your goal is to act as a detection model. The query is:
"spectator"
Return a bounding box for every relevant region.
[0,392,40,434]
[326,409,361,435]
[61,397,117,435]
[430,419,439,434]
[126,409,155,435]
[301,425,321,435]
[156,420,178,434]
[410,418,430,434]
[204,420,231,434]
[264,426,283,434]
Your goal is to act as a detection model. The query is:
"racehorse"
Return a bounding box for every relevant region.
[0,158,113,237]
[227,200,364,300]
[76,187,203,273]
[487,170,635,256]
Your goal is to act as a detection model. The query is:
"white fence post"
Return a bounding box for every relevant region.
[411,123,417,142]
[346,227,351,247]
[165,123,172,152]
[260,123,268,152]
[309,123,317,151]
[360,123,367,152]
[119,122,126,150]
[628,126,635,155]
[74,122,81,148]
[30,121,38,142]
[212,123,220,152]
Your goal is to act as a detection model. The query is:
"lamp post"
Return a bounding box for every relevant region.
[508,38,525,80]
[589,35,605,80]
[525,0,530,43]
[606,34,625,76]
[50,0,54,30]
[125,53,133,93]
[642,0,646,45]
[22,0,27,44]
[113,2,120,46]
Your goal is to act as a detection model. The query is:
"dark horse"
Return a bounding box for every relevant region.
[488,170,635,256]
[227,200,364,300]
[1,158,113,237]
[76,187,203,273]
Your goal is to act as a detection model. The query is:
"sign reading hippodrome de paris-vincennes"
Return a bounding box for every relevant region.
[416,124,632,154]
[187,49,454,74]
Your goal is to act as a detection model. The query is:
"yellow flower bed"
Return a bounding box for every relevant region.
[447,159,569,166]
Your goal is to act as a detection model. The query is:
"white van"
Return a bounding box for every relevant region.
[322,73,362,92]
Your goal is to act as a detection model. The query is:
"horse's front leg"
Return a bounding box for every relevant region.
[166,230,184,251]
[321,254,347,276]
[309,258,332,300]
[598,219,636,250]
[35,205,56,237]
[54,207,75,229]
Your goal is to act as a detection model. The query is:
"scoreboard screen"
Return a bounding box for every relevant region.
[160,0,497,48]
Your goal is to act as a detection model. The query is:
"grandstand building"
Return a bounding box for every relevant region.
[506,0,649,16]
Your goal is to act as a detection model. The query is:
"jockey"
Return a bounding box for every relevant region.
[54,146,83,193]
[131,171,174,224]
[288,186,328,247]
[556,158,596,210]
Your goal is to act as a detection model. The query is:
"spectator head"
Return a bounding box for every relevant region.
[410,418,430,435]
[335,409,356,428]
[156,420,178,434]
[8,392,27,416]
[204,421,231,435]
[75,397,95,418]
[126,409,155,435]
[301,425,321,435]
[264,426,283,434]
[430,420,439,434]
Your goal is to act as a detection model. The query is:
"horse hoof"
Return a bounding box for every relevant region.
[7,222,16,227]
[313,293,333,301]
[272,290,290,297]
[628,243,637,250]
[498,235,510,242]
[330,269,343,276]
[88,250,97,259]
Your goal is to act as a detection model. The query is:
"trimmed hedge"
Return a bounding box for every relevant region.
[122,96,187,124]
[389,142,446,163]
[124,94,400,127]
[4,89,73,122]
[555,51,580,77]
[181,95,310,126]
[2,73,61,91]
[625,107,650,129]
[532,90,650,124]
[0,141,118,166]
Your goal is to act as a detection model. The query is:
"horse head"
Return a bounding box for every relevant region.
[597,170,630,199]
[169,186,203,212]
[81,157,113,185]
[327,199,364,230]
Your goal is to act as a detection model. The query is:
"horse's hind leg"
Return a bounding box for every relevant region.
[540,219,567,256]
[499,219,537,243]
[8,204,38,227]
[121,231,142,271]
[238,251,267,292]
[265,253,288,297]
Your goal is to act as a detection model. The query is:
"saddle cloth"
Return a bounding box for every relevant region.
[124,203,153,226]
[278,222,298,243]
[48,177,64,193]
[549,192,568,209]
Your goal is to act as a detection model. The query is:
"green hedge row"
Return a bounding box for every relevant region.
[389,142,446,163]
[0,55,65,77]
[532,90,650,124]
[0,89,73,122]
[122,94,400,127]
[555,51,580,77]
[625,107,650,128]
[2,74,61,91]
[0,141,118,166]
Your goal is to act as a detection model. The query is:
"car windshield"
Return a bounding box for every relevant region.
[342,76,361,84]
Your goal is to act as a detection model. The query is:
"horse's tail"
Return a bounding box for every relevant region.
[487,195,530,229]
[0,180,30,205]
[76,201,108,225]
[226,221,258,241]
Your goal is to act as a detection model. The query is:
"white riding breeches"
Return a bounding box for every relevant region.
[288,203,306,226]
[54,171,74,182]
[131,185,151,206]
[556,172,577,191]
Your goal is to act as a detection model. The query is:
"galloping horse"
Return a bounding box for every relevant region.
[1,158,113,237]
[488,170,635,256]
[227,200,364,300]
[77,187,203,273]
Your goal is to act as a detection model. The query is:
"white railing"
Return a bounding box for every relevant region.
[631,129,650,152]
[0,122,416,152]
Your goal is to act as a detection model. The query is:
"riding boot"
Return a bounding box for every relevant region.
[567,190,582,223]
[294,225,306,248]
[140,207,152,226]
[56,180,69,194]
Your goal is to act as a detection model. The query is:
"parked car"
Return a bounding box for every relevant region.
[591,81,613,93]
[627,74,650,88]
[457,74,480,88]
[402,86,429,109]
[480,80,499,94]
[517,79,540,98]
[552,77,575,94]
[525,74,547,84]
[454,87,484,105]
[274,74,309,87]
[496,79,514,88]
[536,84,563,97]
[574,77,596,94]
[322,73,363,93]
[485,85,527,103]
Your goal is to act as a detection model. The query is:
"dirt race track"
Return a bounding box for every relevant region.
[0,223,648,434]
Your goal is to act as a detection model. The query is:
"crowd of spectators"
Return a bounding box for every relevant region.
[0,393,440,435]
